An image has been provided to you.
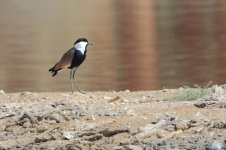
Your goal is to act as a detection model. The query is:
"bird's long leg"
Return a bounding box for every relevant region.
[72,68,84,93]
[70,69,74,93]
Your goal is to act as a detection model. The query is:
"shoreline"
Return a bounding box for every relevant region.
[0,88,226,149]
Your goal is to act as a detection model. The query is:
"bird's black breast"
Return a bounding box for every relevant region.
[68,50,86,69]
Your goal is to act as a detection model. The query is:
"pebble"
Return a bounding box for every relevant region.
[136,124,162,138]
[61,93,69,97]
[125,89,130,92]
[34,133,55,143]
[47,113,65,123]
[83,133,102,141]
[137,120,166,137]
[109,96,128,103]
[164,124,175,132]
[103,96,111,100]
[100,127,129,137]
[154,119,167,128]
[212,85,224,95]
[142,96,147,100]
[213,121,225,129]
[138,124,155,133]
[42,96,50,100]
[194,126,205,133]
[20,92,31,96]
[90,95,96,98]
[188,119,201,127]
[91,114,96,120]
[23,121,32,128]
[175,122,188,130]
[126,145,143,150]
[0,90,5,94]
[129,128,139,135]
[211,141,223,150]
[156,129,170,138]
[127,109,136,116]
[63,131,75,140]
[113,146,123,150]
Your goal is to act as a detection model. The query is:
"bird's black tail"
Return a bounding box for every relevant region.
[49,66,58,77]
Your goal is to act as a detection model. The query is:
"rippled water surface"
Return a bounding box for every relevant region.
[1,0,226,92]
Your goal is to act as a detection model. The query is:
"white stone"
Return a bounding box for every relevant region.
[127,109,136,116]
[63,131,75,140]
[0,90,5,94]
[211,141,222,150]
[103,96,111,100]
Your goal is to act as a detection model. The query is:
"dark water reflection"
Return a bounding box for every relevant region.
[1,0,226,92]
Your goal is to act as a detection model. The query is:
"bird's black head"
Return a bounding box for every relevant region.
[74,38,88,45]
[74,38,93,53]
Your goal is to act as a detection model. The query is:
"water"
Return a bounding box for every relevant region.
[1,0,226,92]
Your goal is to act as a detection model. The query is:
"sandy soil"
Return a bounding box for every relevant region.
[0,87,226,150]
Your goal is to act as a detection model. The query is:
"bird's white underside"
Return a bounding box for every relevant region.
[74,41,88,54]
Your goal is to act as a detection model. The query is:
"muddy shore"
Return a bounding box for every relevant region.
[1,86,226,149]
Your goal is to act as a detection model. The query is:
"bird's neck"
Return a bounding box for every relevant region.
[74,42,87,55]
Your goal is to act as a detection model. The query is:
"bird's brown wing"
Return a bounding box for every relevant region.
[54,47,75,70]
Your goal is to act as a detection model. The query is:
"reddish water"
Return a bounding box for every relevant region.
[0,0,226,92]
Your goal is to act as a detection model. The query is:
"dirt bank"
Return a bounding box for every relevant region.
[0,86,226,149]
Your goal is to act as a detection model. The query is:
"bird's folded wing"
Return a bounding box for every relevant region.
[54,47,75,70]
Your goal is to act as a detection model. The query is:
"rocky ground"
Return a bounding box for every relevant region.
[1,85,226,150]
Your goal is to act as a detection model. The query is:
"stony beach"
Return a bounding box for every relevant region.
[1,85,226,149]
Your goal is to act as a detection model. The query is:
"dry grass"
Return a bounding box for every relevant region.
[173,82,212,101]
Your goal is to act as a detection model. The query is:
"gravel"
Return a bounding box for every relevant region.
[0,87,226,149]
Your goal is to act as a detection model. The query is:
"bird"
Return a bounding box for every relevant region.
[49,38,92,93]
